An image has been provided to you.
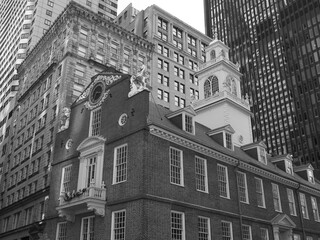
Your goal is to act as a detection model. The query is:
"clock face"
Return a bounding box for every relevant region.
[89,82,104,105]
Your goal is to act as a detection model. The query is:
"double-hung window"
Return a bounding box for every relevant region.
[272,183,282,212]
[170,147,184,186]
[60,165,72,194]
[195,156,208,192]
[237,172,248,203]
[242,225,252,240]
[311,196,320,222]
[299,193,309,219]
[56,222,67,240]
[287,188,297,216]
[255,178,265,208]
[113,144,128,184]
[81,216,94,240]
[221,221,233,240]
[217,164,229,198]
[171,211,185,240]
[198,216,210,240]
[111,210,126,240]
[90,107,101,136]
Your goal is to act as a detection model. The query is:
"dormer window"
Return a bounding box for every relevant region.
[166,106,196,135]
[204,76,219,98]
[207,125,234,151]
[307,169,315,184]
[241,141,267,165]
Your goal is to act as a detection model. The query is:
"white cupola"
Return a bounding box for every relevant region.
[193,33,253,147]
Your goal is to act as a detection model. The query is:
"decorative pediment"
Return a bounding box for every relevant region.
[207,124,235,136]
[77,136,106,155]
[166,105,196,119]
[271,214,296,229]
[241,140,267,151]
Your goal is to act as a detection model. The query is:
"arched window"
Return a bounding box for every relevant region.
[210,50,216,60]
[204,76,219,98]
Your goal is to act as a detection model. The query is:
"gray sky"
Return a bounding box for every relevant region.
[117,0,205,33]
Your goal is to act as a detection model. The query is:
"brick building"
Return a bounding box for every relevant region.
[44,37,320,240]
[0,2,152,239]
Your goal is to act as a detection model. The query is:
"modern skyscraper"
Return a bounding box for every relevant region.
[204,0,320,171]
[0,0,118,167]
[116,4,211,110]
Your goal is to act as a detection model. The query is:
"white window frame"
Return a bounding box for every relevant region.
[60,165,72,195]
[287,188,297,216]
[171,211,185,240]
[217,164,230,199]
[272,183,282,212]
[111,210,126,240]
[112,144,128,184]
[198,216,211,240]
[183,113,194,134]
[80,216,94,240]
[255,177,265,208]
[260,228,269,240]
[224,132,233,150]
[299,193,309,219]
[285,160,293,175]
[89,107,102,137]
[195,156,208,193]
[56,222,67,240]
[221,221,233,240]
[242,224,252,240]
[169,147,184,186]
[237,172,249,204]
[258,147,267,164]
[311,196,320,222]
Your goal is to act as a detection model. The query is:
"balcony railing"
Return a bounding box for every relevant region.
[56,181,106,222]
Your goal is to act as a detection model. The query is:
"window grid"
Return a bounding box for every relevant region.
[86,157,96,187]
[255,178,265,208]
[195,157,207,192]
[242,225,252,240]
[56,222,67,240]
[90,108,101,136]
[311,196,320,221]
[198,217,210,240]
[170,147,183,186]
[204,76,219,98]
[287,188,297,216]
[61,165,72,194]
[112,210,126,240]
[225,133,232,149]
[114,145,128,184]
[171,211,185,240]
[217,164,229,198]
[81,216,94,240]
[185,115,193,134]
[300,193,309,219]
[221,221,232,240]
[272,183,282,212]
[237,172,248,203]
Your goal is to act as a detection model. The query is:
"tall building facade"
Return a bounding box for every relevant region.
[42,36,320,240]
[116,4,212,110]
[204,0,320,170]
[0,0,118,168]
[0,2,152,239]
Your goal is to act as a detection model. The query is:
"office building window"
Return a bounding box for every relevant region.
[293,234,301,240]
[255,178,265,208]
[173,26,183,38]
[25,206,34,225]
[195,156,208,192]
[287,188,297,216]
[170,147,184,186]
[272,183,282,212]
[311,196,319,221]
[237,172,248,203]
[158,17,168,30]
[75,63,86,78]
[198,216,210,240]
[158,89,169,102]
[217,164,229,198]
[56,222,67,240]
[12,212,21,229]
[111,210,126,240]
[81,216,94,240]
[171,211,185,240]
[90,107,101,136]
[260,228,269,240]
[221,221,233,240]
[158,74,169,86]
[113,144,128,184]
[158,59,169,71]
[174,96,185,108]
[158,44,169,57]
[242,225,252,240]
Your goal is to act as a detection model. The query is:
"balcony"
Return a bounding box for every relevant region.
[56,182,106,222]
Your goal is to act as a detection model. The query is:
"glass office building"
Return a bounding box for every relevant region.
[204,0,320,169]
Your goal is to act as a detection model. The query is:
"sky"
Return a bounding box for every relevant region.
[117,0,205,34]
